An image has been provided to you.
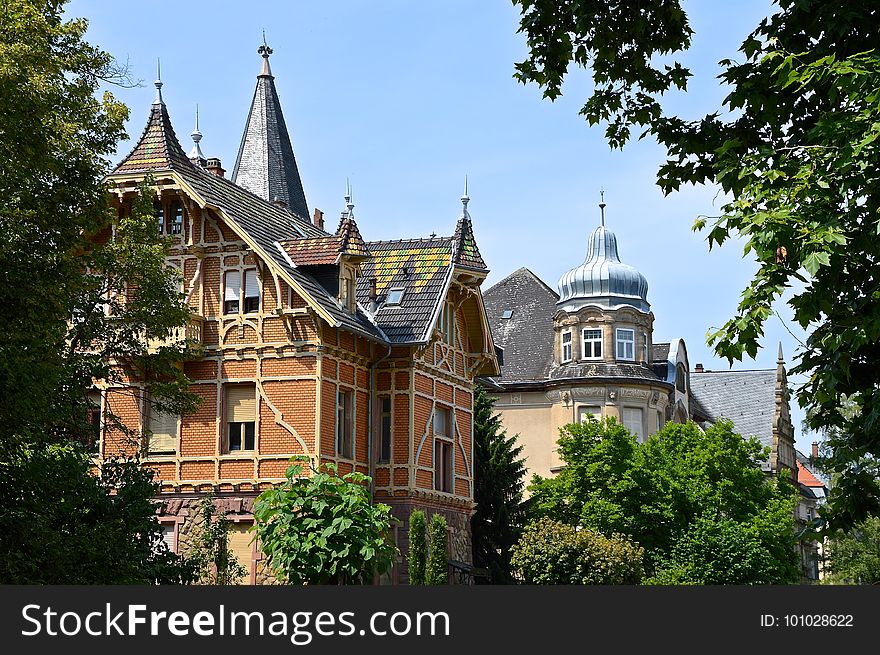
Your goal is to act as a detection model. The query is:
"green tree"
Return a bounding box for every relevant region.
[0,442,196,584]
[822,517,880,585]
[186,493,247,585]
[529,418,800,583]
[512,0,880,529]
[511,517,644,585]
[252,460,399,585]
[0,0,199,582]
[426,514,448,585]
[472,386,526,584]
[408,509,427,585]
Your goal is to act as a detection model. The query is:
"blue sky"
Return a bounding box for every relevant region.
[70,0,814,451]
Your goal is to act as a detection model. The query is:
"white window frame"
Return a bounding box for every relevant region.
[386,288,405,306]
[616,328,635,361]
[582,328,603,360]
[622,406,644,441]
[561,330,573,363]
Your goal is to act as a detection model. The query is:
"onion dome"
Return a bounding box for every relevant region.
[557,198,650,313]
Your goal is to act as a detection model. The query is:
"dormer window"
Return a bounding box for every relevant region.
[582,328,602,359]
[340,267,356,311]
[616,328,635,360]
[501,309,513,319]
[386,288,404,306]
[561,330,573,363]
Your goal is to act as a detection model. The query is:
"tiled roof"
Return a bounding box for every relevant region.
[172,165,385,341]
[796,450,828,490]
[112,100,192,175]
[652,342,671,363]
[452,217,487,270]
[689,370,777,467]
[278,214,370,267]
[231,55,309,220]
[484,268,559,383]
[357,238,454,343]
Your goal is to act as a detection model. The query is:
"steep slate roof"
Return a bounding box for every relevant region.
[484,268,559,383]
[452,216,487,270]
[689,370,777,467]
[357,237,455,343]
[111,88,385,342]
[112,86,192,175]
[231,48,310,220]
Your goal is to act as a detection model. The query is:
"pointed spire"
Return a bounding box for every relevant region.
[232,39,310,219]
[599,188,606,227]
[778,342,785,363]
[112,71,191,175]
[153,59,164,105]
[344,179,354,219]
[188,105,206,166]
[453,179,487,271]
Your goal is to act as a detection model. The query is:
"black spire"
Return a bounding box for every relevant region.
[231,40,310,219]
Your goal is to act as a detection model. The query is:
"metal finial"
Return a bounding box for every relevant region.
[461,176,470,219]
[153,58,164,105]
[344,179,354,217]
[258,34,273,76]
[189,105,206,163]
[599,189,606,227]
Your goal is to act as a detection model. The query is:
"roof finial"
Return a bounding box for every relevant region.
[189,104,206,164]
[599,188,606,227]
[153,58,164,105]
[778,342,784,363]
[344,178,354,218]
[258,33,273,77]
[461,175,470,220]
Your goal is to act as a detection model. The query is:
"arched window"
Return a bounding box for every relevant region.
[675,363,687,393]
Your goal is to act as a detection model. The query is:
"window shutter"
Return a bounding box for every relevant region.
[225,270,241,302]
[162,524,176,553]
[244,270,260,299]
[227,523,253,584]
[227,385,256,423]
[148,403,178,453]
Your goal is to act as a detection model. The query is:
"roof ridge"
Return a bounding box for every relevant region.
[486,267,559,299]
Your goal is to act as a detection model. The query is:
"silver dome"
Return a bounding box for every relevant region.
[557,225,650,313]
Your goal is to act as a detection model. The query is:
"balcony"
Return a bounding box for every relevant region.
[146,314,205,355]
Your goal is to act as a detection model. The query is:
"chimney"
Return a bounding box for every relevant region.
[313,208,325,230]
[368,277,378,313]
[205,157,225,178]
[272,196,287,210]
[695,363,704,373]
[811,442,819,459]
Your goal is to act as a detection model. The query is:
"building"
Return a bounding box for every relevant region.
[95,44,498,583]
[483,200,797,484]
[794,445,829,581]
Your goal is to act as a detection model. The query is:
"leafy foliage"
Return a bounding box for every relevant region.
[426,513,448,585]
[0,0,199,582]
[408,509,427,585]
[822,516,880,585]
[252,460,399,585]
[186,493,247,585]
[0,442,196,584]
[528,418,800,583]
[511,517,644,584]
[513,0,880,529]
[472,385,526,584]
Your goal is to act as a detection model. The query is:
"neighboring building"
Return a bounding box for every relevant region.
[795,446,829,581]
[484,202,693,479]
[483,200,798,485]
[95,45,498,583]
